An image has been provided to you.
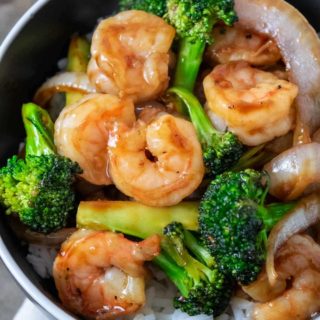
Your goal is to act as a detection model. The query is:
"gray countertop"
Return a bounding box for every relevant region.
[0,1,37,318]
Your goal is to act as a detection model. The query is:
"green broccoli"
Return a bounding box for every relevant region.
[119,0,167,16]
[166,0,237,93]
[119,0,237,108]
[0,103,81,233]
[156,222,234,316]
[199,169,296,285]
[76,202,234,316]
[169,86,243,176]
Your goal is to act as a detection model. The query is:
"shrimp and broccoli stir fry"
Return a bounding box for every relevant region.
[2,0,320,319]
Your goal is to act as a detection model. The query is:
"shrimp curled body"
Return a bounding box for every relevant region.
[88,10,176,103]
[235,0,320,138]
[53,229,160,319]
[204,61,298,146]
[54,93,135,185]
[108,113,205,206]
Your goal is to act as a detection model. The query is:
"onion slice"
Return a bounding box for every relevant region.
[235,0,320,137]
[34,72,96,106]
[266,193,320,285]
[264,142,320,201]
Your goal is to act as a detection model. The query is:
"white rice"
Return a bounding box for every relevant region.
[27,244,253,320]
[26,244,58,279]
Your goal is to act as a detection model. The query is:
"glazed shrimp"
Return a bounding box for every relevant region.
[203,61,298,146]
[88,10,176,103]
[108,113,205,206]
[253,235,320,320]
[53,229,160,319]
[234,0,320,140]
[206,25,281,66]
[54,94,135,185]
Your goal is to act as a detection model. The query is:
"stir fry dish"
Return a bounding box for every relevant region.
[1,0,320,319]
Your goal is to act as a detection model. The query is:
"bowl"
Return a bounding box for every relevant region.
[0,0,319,319]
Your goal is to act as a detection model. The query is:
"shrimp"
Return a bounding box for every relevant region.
[234,0,320,139]
[108,113,205,207]
[203,61,298,146]
[54,93,135,185]
[88,10,176,103]
[252,234,320,320]
[53,229,160,319]
[206,25,281,66]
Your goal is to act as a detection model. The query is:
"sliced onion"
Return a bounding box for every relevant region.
[242,268,286,302]
[34,72,96,106]
[264,142,320,201]
[266,193,320,285]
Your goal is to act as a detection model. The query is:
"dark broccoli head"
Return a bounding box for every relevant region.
[204,131,244,177]
[119,0,167,16]
[0,103,81,233]
[155,222,234,316]
[166,0,237,43]
[169,87,244,176]
[199,169,295,285]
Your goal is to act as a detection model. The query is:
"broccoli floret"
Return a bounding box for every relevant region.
[169,86,243,176]
[155,222,234,316]
[0,103,81,233]
[119,0,167,16]
[199,169,296,285]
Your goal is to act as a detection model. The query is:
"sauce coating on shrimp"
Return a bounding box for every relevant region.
[204,61,298,146]
[108,113,205,207]
[53,229,160,319]
[206,25,281,66]
[88,10,176,103]
[54,94,135,185]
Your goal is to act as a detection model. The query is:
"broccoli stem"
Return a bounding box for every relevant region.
[66,35,90,105]
[169,86,217,145]
[183,229,215,268]
[22,103,56,156]
[231,144,274,172]
[76,201,199,238]
[258,202,297,232]
[173,39,206,92]
[153,253,190,297]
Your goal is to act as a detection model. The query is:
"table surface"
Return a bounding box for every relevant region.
[0,1,37,319]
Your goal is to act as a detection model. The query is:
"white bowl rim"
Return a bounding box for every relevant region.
[0,1,75,318]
